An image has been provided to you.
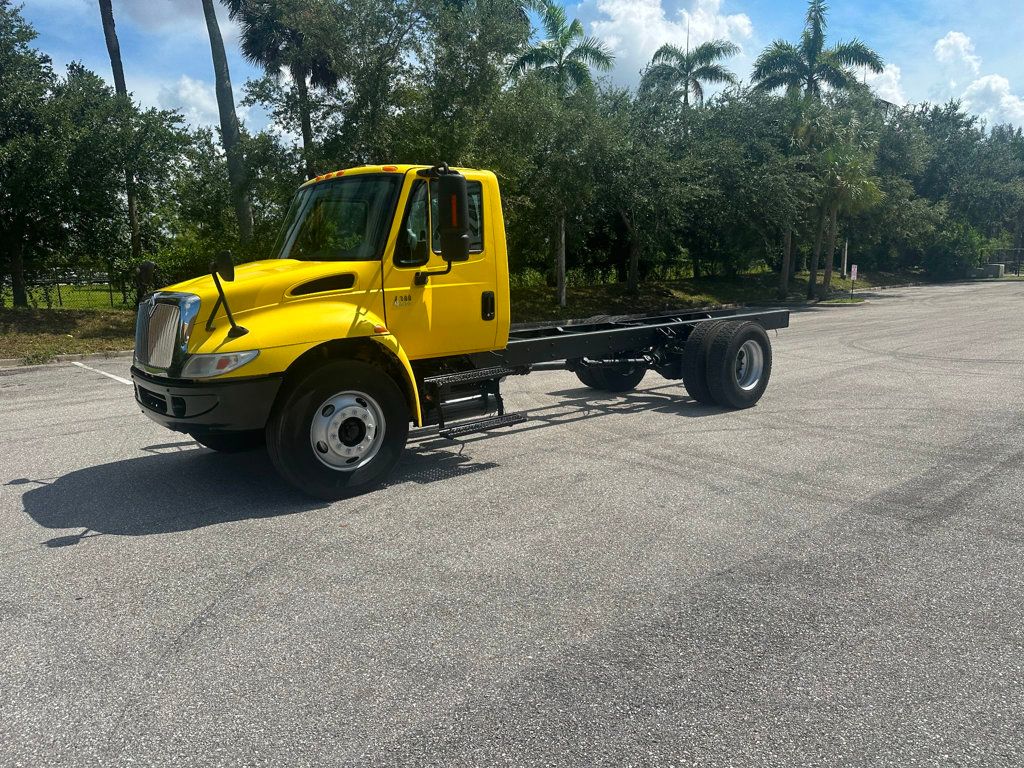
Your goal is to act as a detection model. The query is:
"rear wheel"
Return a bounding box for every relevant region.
[705,321,772,409]
[681,320,726,404]
[266,360,410,499]
[192,430,265,453]
[572,360,647,392]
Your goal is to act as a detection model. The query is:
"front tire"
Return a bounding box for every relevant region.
[266,361,410,500]
[191,430,265,453]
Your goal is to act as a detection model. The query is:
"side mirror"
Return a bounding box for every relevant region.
[212,250,235,282]
[436,172,470,263]
[137,260,157,285]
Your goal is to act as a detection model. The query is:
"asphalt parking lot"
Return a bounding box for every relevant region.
[2,281,1023,767]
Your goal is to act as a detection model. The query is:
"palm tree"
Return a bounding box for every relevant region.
[816,143,880,297]
[224,0,338,180]
[510,1,614,307]
[640,39,739,108]
[97,0,141,264]
[509,2,614,98]
[201,0,254,244]
[752,0,883,99]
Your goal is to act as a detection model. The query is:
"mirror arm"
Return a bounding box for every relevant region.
[413,259,454,286]
[208,270,249,337]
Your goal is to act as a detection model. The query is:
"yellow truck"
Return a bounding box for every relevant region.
[131,164,789,498]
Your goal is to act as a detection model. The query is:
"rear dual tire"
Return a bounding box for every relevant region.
[683,320,772,409]
[574,363,647,393]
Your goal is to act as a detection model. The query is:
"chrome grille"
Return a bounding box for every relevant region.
[134,293,201,372]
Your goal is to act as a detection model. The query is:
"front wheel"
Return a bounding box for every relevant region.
[266,361,410,500]
[191,430,265,453]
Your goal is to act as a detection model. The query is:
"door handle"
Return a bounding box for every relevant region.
[481,291,495,321]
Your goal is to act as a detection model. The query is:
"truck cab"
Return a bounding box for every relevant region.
[131,163,788,499]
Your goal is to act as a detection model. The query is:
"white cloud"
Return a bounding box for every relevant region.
[589,0,753,86]
[961,74,1024,127]
[156,75,251,128]
[865,64,907,106]
[933,31,982,79]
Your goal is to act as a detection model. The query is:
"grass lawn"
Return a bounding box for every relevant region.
[0,308,136,365]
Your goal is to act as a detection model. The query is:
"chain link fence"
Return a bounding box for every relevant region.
[0,271,138,310]
[985,248,1024,276]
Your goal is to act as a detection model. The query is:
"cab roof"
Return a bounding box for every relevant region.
[299,164,481,188]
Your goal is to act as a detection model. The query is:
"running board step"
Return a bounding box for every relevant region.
[423,366,520,389]
[439,412,527,439]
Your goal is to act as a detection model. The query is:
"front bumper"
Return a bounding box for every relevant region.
[131,366,282,435]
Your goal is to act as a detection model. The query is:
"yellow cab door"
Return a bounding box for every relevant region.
[382,170,500,360]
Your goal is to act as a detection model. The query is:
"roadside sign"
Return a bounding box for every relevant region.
[850,264,858,282]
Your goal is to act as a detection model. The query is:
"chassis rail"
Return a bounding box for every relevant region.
[472,307,790,368]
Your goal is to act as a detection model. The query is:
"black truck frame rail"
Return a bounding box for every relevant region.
[477,307,790,369]
[419,307,790,439]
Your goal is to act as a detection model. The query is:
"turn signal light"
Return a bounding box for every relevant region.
[181,350,259,379]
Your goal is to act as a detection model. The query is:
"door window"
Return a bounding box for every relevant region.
[395,181,430,267]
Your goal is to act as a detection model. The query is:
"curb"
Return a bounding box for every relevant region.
[0,349,134,371]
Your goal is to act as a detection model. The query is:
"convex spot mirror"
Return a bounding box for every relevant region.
[436,173,470,263]
[213,250,235,282]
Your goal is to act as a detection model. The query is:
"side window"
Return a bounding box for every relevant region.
[395,181,430,267]
[431,181,485,254]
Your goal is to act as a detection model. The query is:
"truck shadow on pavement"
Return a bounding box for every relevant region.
[18,384,726,542]
[18,447,326,541]
[18,441,502,542]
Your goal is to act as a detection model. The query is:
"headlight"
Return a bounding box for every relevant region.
[181,350,259,379]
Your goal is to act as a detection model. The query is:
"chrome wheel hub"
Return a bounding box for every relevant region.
[310,391,385,472]
[734,339,764,391]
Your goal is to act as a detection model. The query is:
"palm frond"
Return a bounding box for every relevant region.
[752,40,804,82]
[691,63,737,86]
[540,2,566,41]
[815,58,855,91]
[509,44,556,78]
[691,39,740,66]
[829,39,884,73]
[752,72,804,93]
[651,43,687,68]
[567,18,584,43]
[639,62,682,93]
[805,0,827,57]
[567,36,614,70]
[562,58,595,94]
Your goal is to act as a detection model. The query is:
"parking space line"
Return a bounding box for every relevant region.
[71,361,133,387]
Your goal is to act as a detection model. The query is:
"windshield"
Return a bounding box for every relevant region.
[273,174,402,261]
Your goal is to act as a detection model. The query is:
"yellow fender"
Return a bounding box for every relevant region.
[371,333,423,427]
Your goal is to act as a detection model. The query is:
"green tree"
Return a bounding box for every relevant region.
[509,1,614,98]
[0,0,56,306]
[200,0,254,245]
[225,0,339,179]
[752,0,883,98]
[640,39,739,108]
[97,0,141,264]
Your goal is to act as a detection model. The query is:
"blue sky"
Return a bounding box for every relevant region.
[21,0,1024,131]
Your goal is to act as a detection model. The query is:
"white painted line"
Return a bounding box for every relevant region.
[71,361,133,387]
